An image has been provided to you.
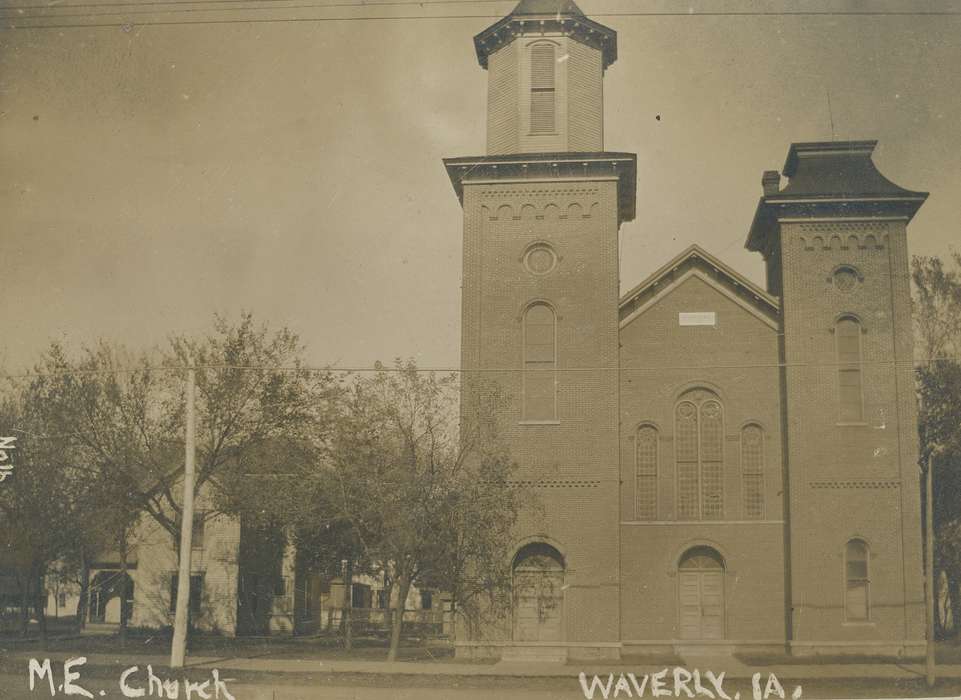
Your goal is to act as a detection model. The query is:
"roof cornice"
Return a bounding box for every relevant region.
[443,151,637,223]
[473,14,617,69]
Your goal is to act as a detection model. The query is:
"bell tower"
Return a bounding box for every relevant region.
[445,0,635,660]
[474,0,616,154]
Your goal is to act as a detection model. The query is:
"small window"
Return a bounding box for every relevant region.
[836,317,863,422]
[635,425,658,520]
[845,539,870,621]
[169,573,203,616]
[58,592,67,608]
[529,43,556,134]
[192,512,205,548]
[421,590,433,610]
[274,576,286,597]
[298,578,313,620]
[523,303,556,421]
[172,511,206,550]
[741,424,764,519]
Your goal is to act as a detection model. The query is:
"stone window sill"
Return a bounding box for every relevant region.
[518,420,561,426]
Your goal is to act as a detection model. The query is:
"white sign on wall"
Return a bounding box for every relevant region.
[679,312,717,327]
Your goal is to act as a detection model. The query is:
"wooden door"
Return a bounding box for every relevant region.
[699,571,724,639]
[513,570,563,641]
[679,571,702,640]
[678,547,725,640]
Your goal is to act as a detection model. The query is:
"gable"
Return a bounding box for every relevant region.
[619,246,779,331]
[621,270,778,337]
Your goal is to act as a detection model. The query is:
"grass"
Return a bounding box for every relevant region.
[0,627,459,663]
[737,640,961,666]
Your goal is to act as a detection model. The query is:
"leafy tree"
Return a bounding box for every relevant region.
[327,361,523,661]
[913,253,961,638]
[0,373,93,647]
[15,313,333,643]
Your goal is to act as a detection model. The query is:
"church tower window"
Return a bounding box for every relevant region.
[529,43,556,135]
[675,390,724,520]
[836,316,864,422]
[635,425,658,520]
[523,302,556,420]
[740,424,764,519]
[845,539,870,621]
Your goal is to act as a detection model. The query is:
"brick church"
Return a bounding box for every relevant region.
[444,0,928,660]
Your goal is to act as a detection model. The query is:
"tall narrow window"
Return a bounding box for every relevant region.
[836,317,863,422]
[741,424,764,519]
[700,400,724,519]
[845,539,870,621]
[676,402,699,520]
[530,43,556,134]
[635,425,658,520]
[675,390,725,520]
[523,303,556,420]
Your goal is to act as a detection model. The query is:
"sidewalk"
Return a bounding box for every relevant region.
[3,648,960,682]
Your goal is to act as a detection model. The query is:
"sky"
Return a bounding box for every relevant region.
[2,0,960,374]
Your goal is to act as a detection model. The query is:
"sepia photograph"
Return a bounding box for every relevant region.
[2,0,961,698]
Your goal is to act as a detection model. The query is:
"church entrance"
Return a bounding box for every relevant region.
[512,543,564,642]
[678,546,725,640]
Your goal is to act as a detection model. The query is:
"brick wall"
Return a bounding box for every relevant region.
[618,268,787,642]
[778,220,924,646]
[461,178,622,642]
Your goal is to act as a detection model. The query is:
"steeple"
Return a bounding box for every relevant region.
[473,0,617,155]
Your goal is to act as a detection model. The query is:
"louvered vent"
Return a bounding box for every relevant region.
[530,43,556,134]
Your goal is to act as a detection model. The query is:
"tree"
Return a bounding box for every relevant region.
[326,361,524,661]
[0,373,93,647]
[20,312,334,642]
[913,253,961,638]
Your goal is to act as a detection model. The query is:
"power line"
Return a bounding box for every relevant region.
[0,0,510,19]
[1,357,957,379]
[7,7,961,29]
[2,0,507,9]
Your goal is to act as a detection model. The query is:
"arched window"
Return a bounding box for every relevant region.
[635,425,658,520]
[675,390,724,520]
[529,43,556,134]
[845,539,870,621]
[523,303,556,420]
[740,424,764,519]
[836,317,863,422]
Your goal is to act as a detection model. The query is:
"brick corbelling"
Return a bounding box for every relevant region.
[809,480,901,489]
[509,479,602,488]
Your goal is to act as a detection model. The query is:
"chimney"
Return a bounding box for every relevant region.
[762,170,780,196]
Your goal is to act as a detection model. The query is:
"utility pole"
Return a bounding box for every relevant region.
[925,448,937,688]
[924,446,941,688]
[170,366,196,669]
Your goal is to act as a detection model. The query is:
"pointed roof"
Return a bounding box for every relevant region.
[619,245,779,329]
[511,0,585,15]
[746,140,928,253]
[473,0,617,69]
[779,141,926,198]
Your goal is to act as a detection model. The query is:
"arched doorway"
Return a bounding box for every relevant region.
[512,543,564,642]
[88,571,134,625]
[678,546,725,640]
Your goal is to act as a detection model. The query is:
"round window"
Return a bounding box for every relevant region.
[833,267,859,292]
[524,244,557,275]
